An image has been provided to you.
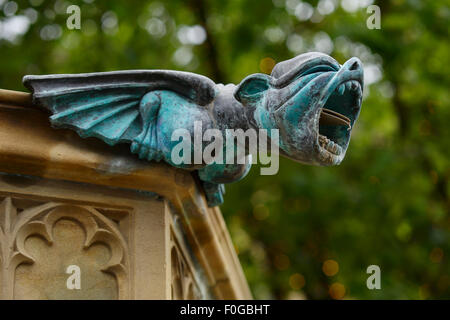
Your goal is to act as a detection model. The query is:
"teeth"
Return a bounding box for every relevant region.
[327,140,336,153]
[341,80,362,94]
[345,81,352,92]
[318,134,342,156]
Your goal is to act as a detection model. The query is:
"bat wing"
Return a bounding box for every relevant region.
[23,70,216,146]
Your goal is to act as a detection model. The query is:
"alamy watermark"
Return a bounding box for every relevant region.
[65,3,380,32]
[366,265,381,290]
[366,5,381,30]
[66,264,81,290]
[171,121,280,175]
[66,5,81,30]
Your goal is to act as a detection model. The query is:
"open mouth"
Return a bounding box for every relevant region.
[317,78,363,157]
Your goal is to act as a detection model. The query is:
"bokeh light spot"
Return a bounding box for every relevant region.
[274,253,290,271]
[322,259,339,276]
[329,282,346,299]
[259,57,276,74]
[289,273,305,290]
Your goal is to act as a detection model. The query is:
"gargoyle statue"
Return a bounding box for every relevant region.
[23,52,364,207]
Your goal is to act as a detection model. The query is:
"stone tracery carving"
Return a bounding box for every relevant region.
[0,197,129,299]
[170,230,202,300]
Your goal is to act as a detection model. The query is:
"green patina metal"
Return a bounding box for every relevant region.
[23,52,364,207]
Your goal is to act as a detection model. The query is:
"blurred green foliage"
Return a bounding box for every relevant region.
[0,0,448,299]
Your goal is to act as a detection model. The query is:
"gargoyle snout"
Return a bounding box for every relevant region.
[341,57,364,83]
[348,58,362,71]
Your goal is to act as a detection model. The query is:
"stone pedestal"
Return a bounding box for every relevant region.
[0,89,251,300]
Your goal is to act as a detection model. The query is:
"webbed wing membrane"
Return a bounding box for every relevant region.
[23,70,216,146]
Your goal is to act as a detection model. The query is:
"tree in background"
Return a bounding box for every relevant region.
[0,0,448,299]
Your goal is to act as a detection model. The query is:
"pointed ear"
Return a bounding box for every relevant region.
[234,73,271,103]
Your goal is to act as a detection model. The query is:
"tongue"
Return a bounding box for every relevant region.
[319,108,351,129]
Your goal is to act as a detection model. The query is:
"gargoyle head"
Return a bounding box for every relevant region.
[234,52,363,166]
